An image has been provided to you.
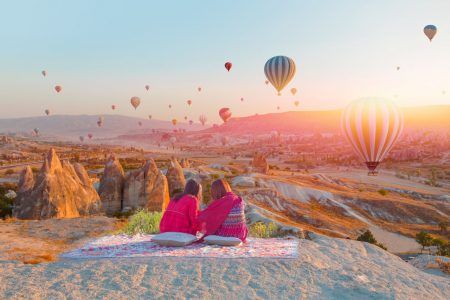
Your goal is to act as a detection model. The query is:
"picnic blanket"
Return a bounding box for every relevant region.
[61,234,299,259]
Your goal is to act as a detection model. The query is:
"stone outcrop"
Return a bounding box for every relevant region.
[180,158,190,168]
[98,155,125,215]
[13,149,102,220]
[251,152,269,174]
[123,159,170,212]
[166,157,186,196]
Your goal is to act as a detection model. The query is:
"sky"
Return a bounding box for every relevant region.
[0,0,449,122]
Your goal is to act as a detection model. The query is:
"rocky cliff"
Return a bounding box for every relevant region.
[98,155,125,214]
[166,157,186,196]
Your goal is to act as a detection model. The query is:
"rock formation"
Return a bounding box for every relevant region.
[13,149,102,219]
[98,155,125,215]
[123,159,170,212]
[166,157,186,196]
[251,152,269,174]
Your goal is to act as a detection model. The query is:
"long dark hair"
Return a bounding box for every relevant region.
[173,179,201,201]
[211,178,232,201]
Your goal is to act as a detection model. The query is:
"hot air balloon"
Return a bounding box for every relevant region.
[265,80,269,85]
[219,108,232,123]
[148,115,152,120]
[45,109,50,116]
[396,66,400,71]
[225,62,232,72]
[130,97,140,109]
[341,98,404,175]
[88,133,93,139]
[187,100,192,106]
[97,121,102,127]
[264,55,296,96]
[199,115,207,126]
[294,101,299,107]
[111,105,116,110]
[145,85,150,91]
[240,97,244,102]
[172,119,177,126]
[423,25,437,42]
[41,70,47,77]
[168,104,172,109]
[79,136,84,142]
[189,120,193,125]
[54,85,62,93]
[184,116,188,120]
[138,121,142,127]
[291,88,298,95]
[198,87,202,92]
[33,128,40,136]
[277,106,280,110]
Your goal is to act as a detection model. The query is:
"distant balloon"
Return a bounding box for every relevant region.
[423,25,437,42]
[172,119,177,126]
[45,109,50,116]
[130,97,140,109]
[396,66,400,71]
[138,121,142,126]
[265,80,269,85]
[291,88,298,95]
[33,128,40,135]
[88,133,93,139]
[111,105,116,110]
[199,115,207,126]
[41,70,47,77]
[187,100,192,106]
[219,108,232,123]
[184,116,188,120]
[277,106,280,110]
[224,62,232,72]
[198,87,202,92]
[189,120,193,125]
[341,98,403,175]
[169,104,172,109]
[145,85,150,91]
[54,85,62,93]
[148,115,152,120]
[294,101,299,107]
[79,136,84,142]
[240,97,244,102]
[264,55,296,96]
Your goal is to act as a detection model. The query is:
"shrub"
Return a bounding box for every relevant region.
[249,222,280,238]
[357,230,387,250]
[377,189,388,196]
[415,231,434,253]
[121,210,162,235]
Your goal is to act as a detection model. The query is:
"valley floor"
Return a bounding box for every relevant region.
[0,234,448,299]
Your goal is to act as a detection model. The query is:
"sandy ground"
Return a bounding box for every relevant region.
[0,234,448,299]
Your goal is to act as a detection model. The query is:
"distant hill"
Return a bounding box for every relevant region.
[0,115,203,139]
[203,105,450,135]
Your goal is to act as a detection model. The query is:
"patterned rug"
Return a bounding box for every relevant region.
[61,234,299,259]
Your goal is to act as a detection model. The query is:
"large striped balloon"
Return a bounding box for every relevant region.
[341,98,404,175]
[264,55,296,96]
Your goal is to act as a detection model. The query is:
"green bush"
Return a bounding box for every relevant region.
[121,210,162,235]
[357,230,387,250]
[249,222,280,238]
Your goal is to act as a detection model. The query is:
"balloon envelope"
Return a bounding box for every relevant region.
[219,108,232,123]
[423,25,437,41]
[130,97,140,109]
[291,88,297,95]
[145,85,150,91]
[45,109,50,116]
[264,55,296,95]
[225,62,232,72]
[41,70,47,77]
[294,101,299,107]
[172,119,177,126]
[148,115,152,120]
[187,100,192,106]
[111,105,116,110]
[341,98,404,175]
[54,85,62,93]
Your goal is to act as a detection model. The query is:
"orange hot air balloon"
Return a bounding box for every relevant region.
[225,62,232,72]
[219,108,232,123]
[199,114,207,126]
[294,101,299,107]
[198,87,202,92]
[111,105,116,110]
[184,116,188,120]
[54,85,62,93]
[130,97,140,109]
[291,88,298,95]
[148,115,152,120]
[172,119,177,126]
[41,70,47,77]
[45,109,50,116]
[145,85,150,91]
[341,98,404,175]
[187,100,192,106]
[88,133,93,139]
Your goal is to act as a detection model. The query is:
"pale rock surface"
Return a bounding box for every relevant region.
[123,159,170,212]
[13,149,102,219]
[98,155,125,214]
